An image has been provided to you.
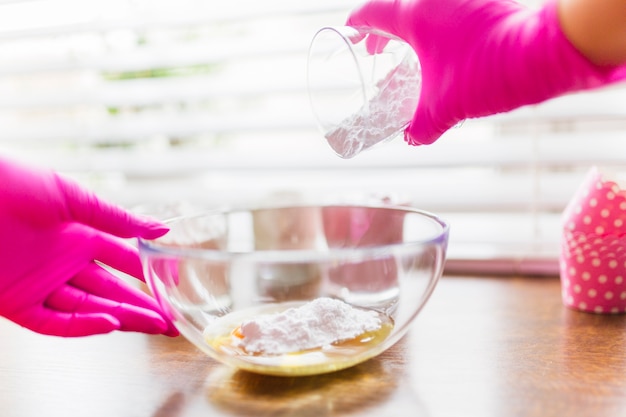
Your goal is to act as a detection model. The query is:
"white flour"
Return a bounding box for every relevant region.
[237,297,382,355]
[325,55,421,159]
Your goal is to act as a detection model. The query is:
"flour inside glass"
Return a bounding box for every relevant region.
[325,56,421,159]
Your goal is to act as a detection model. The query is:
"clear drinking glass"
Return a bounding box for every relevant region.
[307,26,421,159]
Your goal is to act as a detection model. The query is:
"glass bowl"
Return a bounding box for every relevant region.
[139,203,448,376]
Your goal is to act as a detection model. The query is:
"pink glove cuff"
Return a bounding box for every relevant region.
[510,0,625,96]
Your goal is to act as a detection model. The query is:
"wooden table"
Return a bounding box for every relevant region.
[2,275,626,417]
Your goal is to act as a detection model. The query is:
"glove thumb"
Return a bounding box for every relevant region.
[404,103,444,146]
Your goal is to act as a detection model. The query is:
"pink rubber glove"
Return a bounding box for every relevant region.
[0,156,179,337]
[347,0,626,145]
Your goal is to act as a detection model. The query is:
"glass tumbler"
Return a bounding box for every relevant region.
[307,26,421,159]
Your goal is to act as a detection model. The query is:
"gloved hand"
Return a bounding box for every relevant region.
[0,156,178,337]
[347,0,626,145]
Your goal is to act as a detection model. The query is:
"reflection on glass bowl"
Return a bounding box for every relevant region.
[139,203,448,376]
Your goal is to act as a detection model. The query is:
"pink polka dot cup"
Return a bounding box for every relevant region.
[560,167,626,314]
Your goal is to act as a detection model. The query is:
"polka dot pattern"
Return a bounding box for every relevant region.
[560,232,626,313]
[562,167,626,236]
[560,167,626,314]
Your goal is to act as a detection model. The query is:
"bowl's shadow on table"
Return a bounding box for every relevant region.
[202,337,424,417]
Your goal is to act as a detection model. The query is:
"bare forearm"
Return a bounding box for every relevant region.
[558,0,626,66]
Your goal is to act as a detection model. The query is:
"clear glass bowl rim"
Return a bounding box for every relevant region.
[138,203,450,263]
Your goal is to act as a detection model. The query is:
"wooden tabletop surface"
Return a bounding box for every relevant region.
[2,275,626,417]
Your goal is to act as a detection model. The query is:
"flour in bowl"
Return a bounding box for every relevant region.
[235,297,382,355]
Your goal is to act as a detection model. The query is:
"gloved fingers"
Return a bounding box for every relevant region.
[13,305,121,337]
[404,108,443,146]
[365,33,390,54]
[346,0,403,42]
[57,173,169,240]
[343,28,389,55]
[72,261,158,309]
[90,231,145,281]
[70,262,179,336]
[68,230,179,336]
[346,0,441,145]
[405,79,470,145]
[46,284,170,335]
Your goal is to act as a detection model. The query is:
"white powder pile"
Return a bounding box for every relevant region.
[325,56,421,159]
[237,297,382,355]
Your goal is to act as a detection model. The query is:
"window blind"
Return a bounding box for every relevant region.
[1,0,624,276]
